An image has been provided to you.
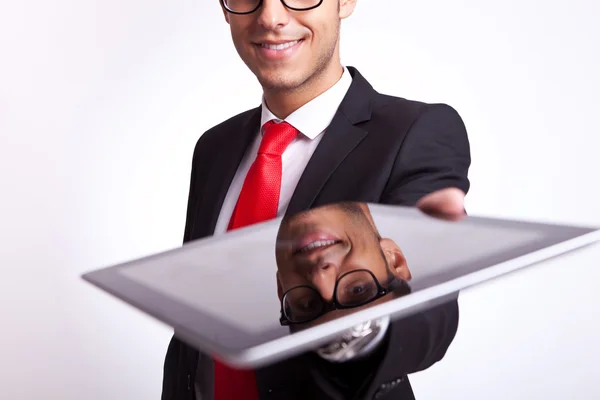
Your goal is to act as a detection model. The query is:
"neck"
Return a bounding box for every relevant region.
[263,61,344,120]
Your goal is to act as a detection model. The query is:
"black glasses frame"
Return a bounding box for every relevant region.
[220,0,324,15]
[279,269,398,326]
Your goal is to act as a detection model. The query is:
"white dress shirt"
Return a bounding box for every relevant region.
[213,67,353,235]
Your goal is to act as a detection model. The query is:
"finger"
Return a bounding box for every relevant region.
[416,187,466,221]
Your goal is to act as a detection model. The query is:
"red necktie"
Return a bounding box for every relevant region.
[213,120,298,400]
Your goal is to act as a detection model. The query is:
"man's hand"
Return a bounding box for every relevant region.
[416,187,466,221]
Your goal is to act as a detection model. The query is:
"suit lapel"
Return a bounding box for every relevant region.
[195,107,261,237]
[286,116,367,215]
[286,67,376,215]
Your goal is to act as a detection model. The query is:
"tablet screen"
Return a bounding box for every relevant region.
[113,201,590,342]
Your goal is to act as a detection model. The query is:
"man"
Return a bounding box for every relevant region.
[162,0,471,398]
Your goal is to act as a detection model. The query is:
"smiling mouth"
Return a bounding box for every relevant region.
[257,39,303,51]
[295,239,340,255]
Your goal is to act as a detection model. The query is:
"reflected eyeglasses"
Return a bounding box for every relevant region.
[279,269,401,326]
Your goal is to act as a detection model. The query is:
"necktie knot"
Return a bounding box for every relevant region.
[259,120,298,156]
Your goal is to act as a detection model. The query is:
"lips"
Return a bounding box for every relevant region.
[292,232,341,255]
[259,40,302,51]
[253,38,305,62]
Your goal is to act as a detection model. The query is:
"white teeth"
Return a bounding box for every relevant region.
[299,240,336,253]
[261,40,300,51]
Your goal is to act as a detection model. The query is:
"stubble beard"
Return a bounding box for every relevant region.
[255,22,341,95]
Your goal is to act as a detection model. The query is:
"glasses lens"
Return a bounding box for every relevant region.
[283,287,323,323]
[223,0,322,13]
[284,0,322,9]
[336,270,379,307]
[223,0,260,13]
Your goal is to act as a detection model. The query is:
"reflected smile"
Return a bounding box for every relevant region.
[294,239,342,256]
[298,239,337,253]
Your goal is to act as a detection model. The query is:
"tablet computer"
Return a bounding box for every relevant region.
[81,202,600,368]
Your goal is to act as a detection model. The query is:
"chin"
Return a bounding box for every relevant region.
[262,80,302,93]
[254,71,301,91]
[249,64,307,91]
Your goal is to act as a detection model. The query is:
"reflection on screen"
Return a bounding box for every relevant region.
[274,202,414,331]
[118,201,544,334]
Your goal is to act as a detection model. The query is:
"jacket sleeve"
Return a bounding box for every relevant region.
[308,105,471,398]
[369,102,470,379]
[310,103,470,397]
[381,103,471,205]
[161,137,204,400]
[369,294,460,382]
[182,137,205,244]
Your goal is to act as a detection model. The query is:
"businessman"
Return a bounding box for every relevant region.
[162,0,471,399]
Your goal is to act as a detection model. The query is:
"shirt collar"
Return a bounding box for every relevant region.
[260,67,353,140]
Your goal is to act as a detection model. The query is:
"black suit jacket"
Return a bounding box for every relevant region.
[161,67,471,400]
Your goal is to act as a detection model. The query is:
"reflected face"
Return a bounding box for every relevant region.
[275,203,412,324]
[220,0,356,91]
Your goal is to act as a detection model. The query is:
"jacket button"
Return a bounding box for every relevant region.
[373,376,405,399]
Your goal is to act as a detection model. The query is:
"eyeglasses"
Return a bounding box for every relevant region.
[279,269,400,326]
[220,0,324,15]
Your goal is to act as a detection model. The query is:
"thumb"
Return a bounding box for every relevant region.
[416,187,466,221]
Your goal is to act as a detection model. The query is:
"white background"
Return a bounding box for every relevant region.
[1,0,599,399]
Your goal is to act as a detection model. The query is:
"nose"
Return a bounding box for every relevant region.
[256,0,290,31]
[309,263,338,303]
